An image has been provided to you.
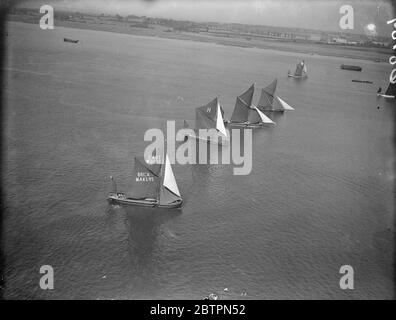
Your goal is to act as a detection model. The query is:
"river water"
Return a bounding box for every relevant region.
[2,21,394,299]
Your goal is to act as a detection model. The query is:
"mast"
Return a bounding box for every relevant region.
[110,176,117,193]
[156,151,164,202]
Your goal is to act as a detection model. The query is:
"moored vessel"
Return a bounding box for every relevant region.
[340,64,362,71]
[64,38,79,43]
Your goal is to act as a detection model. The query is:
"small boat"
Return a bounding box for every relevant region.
[183,97,229,145]
[377,82,396,99]
[64,38,79,43]
[340,64,362,71]
[108,154,183,209]
[351,80,373,84]
[256,79,295,112]
[229,84,275,127]
[288,60,308,78]
[203,293,218,300]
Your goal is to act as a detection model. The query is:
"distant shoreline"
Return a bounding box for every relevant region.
[7,16,391,63]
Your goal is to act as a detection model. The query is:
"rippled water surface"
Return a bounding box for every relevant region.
[3,22,395,299]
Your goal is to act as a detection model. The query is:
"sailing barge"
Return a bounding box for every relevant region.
[183,97,229,145]
[64,38,79,43]
[229,84,275,128]
[256,79,295,113]
[377,82,396,99]
[108,154,183,209]
[288,60,308,79]
[340,64,362,71]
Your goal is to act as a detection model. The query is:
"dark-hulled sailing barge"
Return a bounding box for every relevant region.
[108,154,183,209]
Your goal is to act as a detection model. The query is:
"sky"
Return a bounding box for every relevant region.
[18,0,395,36]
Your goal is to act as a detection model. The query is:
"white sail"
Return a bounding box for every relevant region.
[303,63,307,74]
[253,106,275,124]
[216,100,228,137]
[276,96,295,110]
[163,154,181,197]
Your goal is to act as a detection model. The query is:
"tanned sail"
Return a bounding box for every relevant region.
[230,84,274,126]
[186,97,228,144]
[384,82,396,98]
[128,157,161,200]
[257,79,295,112]
[196,97,227,136]
[231,96,249,123]
[289,60,307,78]
[108,154,183,208]
[257,79,277,111]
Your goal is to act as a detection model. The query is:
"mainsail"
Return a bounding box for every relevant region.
[196,97,227,137]
[263,79,277,103]
[239,84,254,106]
[257,79,277,110]
[257,79,295,112]
[294,60,307,77]
[231,85,274,125]
[128,157,161,199]
[159,154,181,205]
[128,154,181,204]
[232,84,255,122]
[385,82,396,97]
[231,96,249,123]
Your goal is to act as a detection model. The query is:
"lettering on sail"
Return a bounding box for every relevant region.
[136,172,154,182]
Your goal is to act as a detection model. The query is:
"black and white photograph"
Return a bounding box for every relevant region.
[0,0,395,303]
